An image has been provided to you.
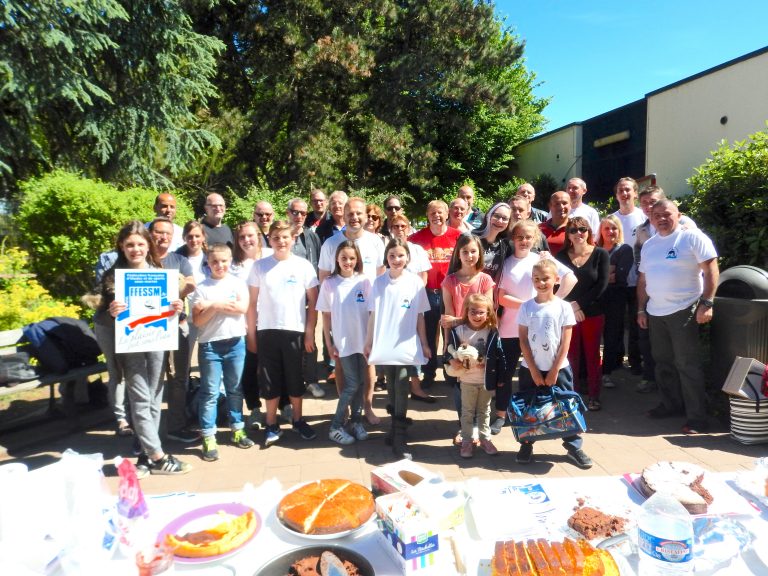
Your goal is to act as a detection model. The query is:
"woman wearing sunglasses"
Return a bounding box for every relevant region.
[555,216,610,412]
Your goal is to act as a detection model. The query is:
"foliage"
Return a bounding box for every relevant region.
[14,171,195,298]
[188,0,548,203]
[0,0,224,195]
[687,128,768,270]
[0,246,81,330]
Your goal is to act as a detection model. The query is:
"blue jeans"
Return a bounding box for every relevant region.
[198,337,246,437]
[331,354,366,429]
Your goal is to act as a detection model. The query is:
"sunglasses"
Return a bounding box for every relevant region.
[289,209,307,217]
[385,205,402,212]
[367,214,380,220]
[255,212,273,218]
[568,226,589,234]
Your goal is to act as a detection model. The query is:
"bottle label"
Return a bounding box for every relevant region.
[638,528,693,563]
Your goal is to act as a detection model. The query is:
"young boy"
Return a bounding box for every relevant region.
[190,243,254,461]
[516,259,593,469]
[247,220,319,447]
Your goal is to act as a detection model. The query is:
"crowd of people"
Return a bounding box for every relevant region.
[89,177,719,477]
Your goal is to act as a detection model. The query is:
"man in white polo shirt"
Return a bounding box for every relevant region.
[637,199,718,435]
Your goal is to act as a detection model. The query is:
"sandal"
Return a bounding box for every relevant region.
[587,398,602,411]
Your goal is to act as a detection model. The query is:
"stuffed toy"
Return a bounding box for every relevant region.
[444,342,480,376]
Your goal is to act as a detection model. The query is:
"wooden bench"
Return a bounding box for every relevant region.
[0,328,107,432]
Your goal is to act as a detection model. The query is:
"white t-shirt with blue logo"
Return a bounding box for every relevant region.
[639,227,717,316]
[316,274,371,357]
[318,230,384,282]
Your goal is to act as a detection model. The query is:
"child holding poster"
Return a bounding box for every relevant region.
[190,243,254,462]
[93,220,191,478]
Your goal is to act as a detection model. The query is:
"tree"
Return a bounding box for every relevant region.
[687,128,768,270]
[0,0,225,195]
[190,0,547,201]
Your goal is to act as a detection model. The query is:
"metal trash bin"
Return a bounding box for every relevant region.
[711,265,768,389]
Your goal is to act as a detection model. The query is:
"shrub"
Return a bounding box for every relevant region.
[15,171,194,298]
[0,247,81,330]
[687,128,768,270]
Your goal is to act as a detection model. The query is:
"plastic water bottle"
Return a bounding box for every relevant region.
[637,491,694,575]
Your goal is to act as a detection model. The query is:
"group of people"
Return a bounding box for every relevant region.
[90,175,719,476]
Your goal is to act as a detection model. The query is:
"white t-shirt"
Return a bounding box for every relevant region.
[189,274,249,343]
[230,249,274,283]
[518,297,576,372]
[318,230,384,281]
[186,253,208,284]
[316,274,372,357]
[406,241,432,277]
[367,270,430,366]
[570,203,601,236]
[248,255,319,332]
[639,227,717,316]
[497,253,573,339]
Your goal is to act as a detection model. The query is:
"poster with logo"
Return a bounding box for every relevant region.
[114,269,179,353]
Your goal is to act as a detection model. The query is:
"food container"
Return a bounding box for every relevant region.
[375,492,439,574]
[370,459,440,497]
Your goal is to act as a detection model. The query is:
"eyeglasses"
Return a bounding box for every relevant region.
[255,212,274,218]
[568,226,589,234]
[206,204,225,209]
[390,224,408,230]
[491,214,510,223]
[367,214,380,220]
[385,205,402,212]
[152,231,173,237]
[468,309,488,316]
[289,209,307,217]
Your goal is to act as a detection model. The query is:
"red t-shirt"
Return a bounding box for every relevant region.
[540,220,568,257]
[409,226,461,290]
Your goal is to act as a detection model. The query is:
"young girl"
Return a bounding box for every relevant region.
[440,233,494,445]
[596,215,635,388]
[365,237,431,458]
[93,220,191,476]
[316,241,373,445]
[495,220,576,433]
[230,221,273,429]
[247,220,319,446]
[444,294,505,458]
[176,220,208,284]
[190,243,254,461]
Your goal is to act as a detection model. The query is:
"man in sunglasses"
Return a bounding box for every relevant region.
[287,198,324,399]
[381,195,406,237]
[253,201,275,245]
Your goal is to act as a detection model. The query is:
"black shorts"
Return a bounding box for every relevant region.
[257,329,305,399]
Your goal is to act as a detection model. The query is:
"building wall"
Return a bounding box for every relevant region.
[646,50,768,197]
[513,124,582,190]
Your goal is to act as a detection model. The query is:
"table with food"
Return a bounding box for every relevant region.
[1,452,767,575]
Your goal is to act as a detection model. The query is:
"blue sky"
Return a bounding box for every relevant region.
[495,1,768,133]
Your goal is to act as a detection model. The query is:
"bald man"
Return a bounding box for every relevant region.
[457,185,484,229]
[201,193,233,246]
[565,178,600,236]
[516,183,548,223]
[151,193,184,251]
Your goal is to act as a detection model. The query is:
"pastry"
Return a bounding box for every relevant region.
[567,506,627,540]
[490,537,618,576]
[165,509,257,558]
[639,460,714,514]
[278,479,375,535]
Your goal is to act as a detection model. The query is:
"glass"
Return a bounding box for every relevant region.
[491,214,510,222]
[135,542,174,576]
[289,209,307,217]
[255,212,273,218]
[367,214,380,220]
[152,231,173,237]
[468,308,488,315]
[385,205,402,212]
[568,226,589,234]
[206,203,225,208]
[390,224,408,229]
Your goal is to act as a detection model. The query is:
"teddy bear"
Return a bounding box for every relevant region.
[444,342,480,376]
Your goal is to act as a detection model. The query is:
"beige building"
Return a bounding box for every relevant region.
[514,46,768,201]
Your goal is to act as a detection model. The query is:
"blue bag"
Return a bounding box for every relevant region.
[507,385,587,442]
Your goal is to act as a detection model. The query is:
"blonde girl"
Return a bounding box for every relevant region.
[231,221,272,281]
[316,241,372,445]
[444,294,505,458]
[365,237,431,458]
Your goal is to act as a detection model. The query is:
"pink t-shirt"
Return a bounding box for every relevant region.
[441,272,495,317]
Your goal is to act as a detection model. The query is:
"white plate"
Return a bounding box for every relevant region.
[275,509,375,540]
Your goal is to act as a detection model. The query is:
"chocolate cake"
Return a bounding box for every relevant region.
[639,461,714,514]
[567,506,627,540]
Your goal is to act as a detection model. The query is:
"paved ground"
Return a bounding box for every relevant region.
[0,366,763,495]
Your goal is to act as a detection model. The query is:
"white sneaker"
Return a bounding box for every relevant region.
[307,382,326,398]
[602,375,616,389]
[349,422,368,441]
[329,427,355,445]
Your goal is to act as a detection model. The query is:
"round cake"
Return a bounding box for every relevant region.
[639,460,714,514]
[277,479,375,535]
